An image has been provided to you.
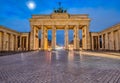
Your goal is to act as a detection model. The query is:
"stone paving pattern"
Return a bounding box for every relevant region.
[0,50,120,83]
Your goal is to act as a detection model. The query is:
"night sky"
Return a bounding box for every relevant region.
[0,0,120,45]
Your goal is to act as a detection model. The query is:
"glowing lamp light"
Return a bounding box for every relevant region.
[55,47,63,50]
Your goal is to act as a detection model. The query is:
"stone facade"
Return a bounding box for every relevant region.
[90,23,120,51]
[0,26,30,51]
[0,13,120,51]
[30,13,90,50]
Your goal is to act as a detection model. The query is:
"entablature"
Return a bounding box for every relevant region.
[32,13,90,20]
[0,26,20,35]
[30,20,90,26]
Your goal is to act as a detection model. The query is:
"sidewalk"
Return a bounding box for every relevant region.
[80,51,120,59]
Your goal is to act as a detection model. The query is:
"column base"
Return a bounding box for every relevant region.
[51,49,56,51]
[65,49,69,51]
[73,49,80,51]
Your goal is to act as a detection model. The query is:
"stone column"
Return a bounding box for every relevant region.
[105,33,108,50]
[44,27,48,50]
[15,35,18,51]
[65,25,69,50]
[111,31,114,50]
[30,25,36,50]
[101,34,104,50]
[19,36,22,51]
[52,25,56,50]
[13,35,15,51]
[118,29,120,51]
[9,34,13,51]
[108,32,111,50]
[21,36,23,51]
[22,37,25,51]
[3,32,8,51]
[41,25,44,50]
[82,26,87,50]
[82,28,84,50]
[91,36,94,50]
[96,36,99,50]
[26,36,28,51]
[34,27,39,50]
[73,25,79,50]
[30,26,33,50]
[114,30,119,51]
[98,35,100,50]
[86,25,90,50]
[6,33,10,51]
[103,34,106,50]
[76,25,79,50]
[82,25,90,50]
[0,32,3,51]
[73,27,77,50]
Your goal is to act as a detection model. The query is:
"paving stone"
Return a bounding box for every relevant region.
[0,50,120,83]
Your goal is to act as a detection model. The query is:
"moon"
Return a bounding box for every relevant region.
[26,1,36,10]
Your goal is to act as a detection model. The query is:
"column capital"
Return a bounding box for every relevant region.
[52,25,56,29]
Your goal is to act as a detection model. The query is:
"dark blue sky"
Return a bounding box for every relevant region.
[0,0,120,45]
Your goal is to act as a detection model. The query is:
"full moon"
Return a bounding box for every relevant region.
[26,1,36,10]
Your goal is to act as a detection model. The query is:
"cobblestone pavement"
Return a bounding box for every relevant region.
[0,50,120,83]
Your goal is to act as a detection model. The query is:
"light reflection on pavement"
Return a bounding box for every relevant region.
[0,50,120,83]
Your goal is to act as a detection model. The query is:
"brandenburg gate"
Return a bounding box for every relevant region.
[1,4,120,52]
[30,8,90,50]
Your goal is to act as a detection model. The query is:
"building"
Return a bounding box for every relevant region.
[0,26,30,51]
[0,8,120,51]
[90,24,120,51]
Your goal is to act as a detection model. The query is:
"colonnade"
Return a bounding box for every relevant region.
[30,25,90,50]
[101,30,120,51]
[0,26,30,51]
[0,31,18,51]
[91,25,120,51]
